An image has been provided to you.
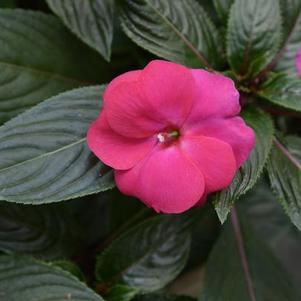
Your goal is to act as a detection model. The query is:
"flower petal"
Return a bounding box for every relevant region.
[115,144,205,214]
[184,70,240,126]
[183,117,255,168]
[140,60,195,126]
[296,49,301,76]
[87,111,156,170]
[180,136,237,193]
[104,80,166,138]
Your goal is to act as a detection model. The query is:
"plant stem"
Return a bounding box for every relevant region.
[231,206,257,301]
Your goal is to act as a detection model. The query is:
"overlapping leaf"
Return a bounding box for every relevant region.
[227,0,282,77]
[96,216,191,293]
[46,0,115,61]
[267,136,301,230]
[0,9,108,124]
[0,255,103,300]
[0,85,114,204]
[120,0,223,68]
[214,107,274,223]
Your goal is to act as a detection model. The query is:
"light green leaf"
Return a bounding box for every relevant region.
[267,136,301,230]
[0,9,108,124]
[0,255,104,300]
[120,0,223,68]
[214,107,274,223]
[105,285,139,301]
[274,0,301,75]
[0,85,114,204]
[213,0,233,22]
[96,216,191,293]
[46,0,115,61]
[257,73,301,112]
[200,213,295,301]
[227,0,282,78]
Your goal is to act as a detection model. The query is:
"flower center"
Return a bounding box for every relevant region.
[157,130,179,143]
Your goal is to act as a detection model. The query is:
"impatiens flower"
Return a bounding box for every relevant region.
[296,49,301,76]
[87,60,255,214]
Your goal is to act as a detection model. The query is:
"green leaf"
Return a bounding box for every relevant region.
[96,216,191,293]
[214,107,274,223]
[52,260,86,282]
[0,255,104,300]
[267,136,301,230]
[46,0,115,61]
[200,213,295,301]
[120,0,223,68]
[135,293,195,301]
[105,285,139,301]
[227,0,282,78]
[257,73,301,112]
[0,202,83,258]
[274,0,301,75]
[0,9,108,124]
[0,85,114,204]
[213,0,233,22]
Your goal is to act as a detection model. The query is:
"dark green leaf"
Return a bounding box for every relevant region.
[0,85,114,204]
[214,107,274,223]
[52,260,85,282]
[0,255,104,300]
[213,0,233,22]
[0,202,83,258]
[200,214,295,301]
[120,0,223,68]
[135,293,195,301]
[274,0,301,75]
[227,0,282,77]
[96,216,191,293]
[106,285,139,301]
[46,0,115,61]
[257,73,301,112]
[0,9,108,124]
[267,136,301,230]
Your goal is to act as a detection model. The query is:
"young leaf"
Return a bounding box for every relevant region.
[214,107,274,223]
[105,285,139,301]
[257,73,301,112]
[213,0,233,22]
[0,203,83,258]
[135,294,195,301]
[96,216,191,293]
[52,260,86,282]
[200,213,295,300]
[0,9,108,124]
[120,0,223,68]
[0,86,114,204]
[0,255,104,300]
[227,0,282,78]
[267,136,301,230]
[46,0,115,61]
[274,0,301,75]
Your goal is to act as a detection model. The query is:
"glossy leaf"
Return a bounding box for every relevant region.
[0,202,83,258]
[0,85,114,204]
[267,136,301,230]
[0,255,103,300]
[200,214,295,300]
[120,0,223,68]
[257,73,301,112]
[106,285,139,301]
[214,107,274,223]
[0,9,108,124]
[96,216,191,293]
[227,0,282,77]
[275,0,301,75]
[46,0,115,61]
[52,260,86,282]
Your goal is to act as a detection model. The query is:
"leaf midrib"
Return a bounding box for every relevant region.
[0,138,86,173]
[0,61,88,85]
[144,0,212,69]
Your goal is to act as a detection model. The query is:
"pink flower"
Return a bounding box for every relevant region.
[87,60,255,214]
[296,49,301,76]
